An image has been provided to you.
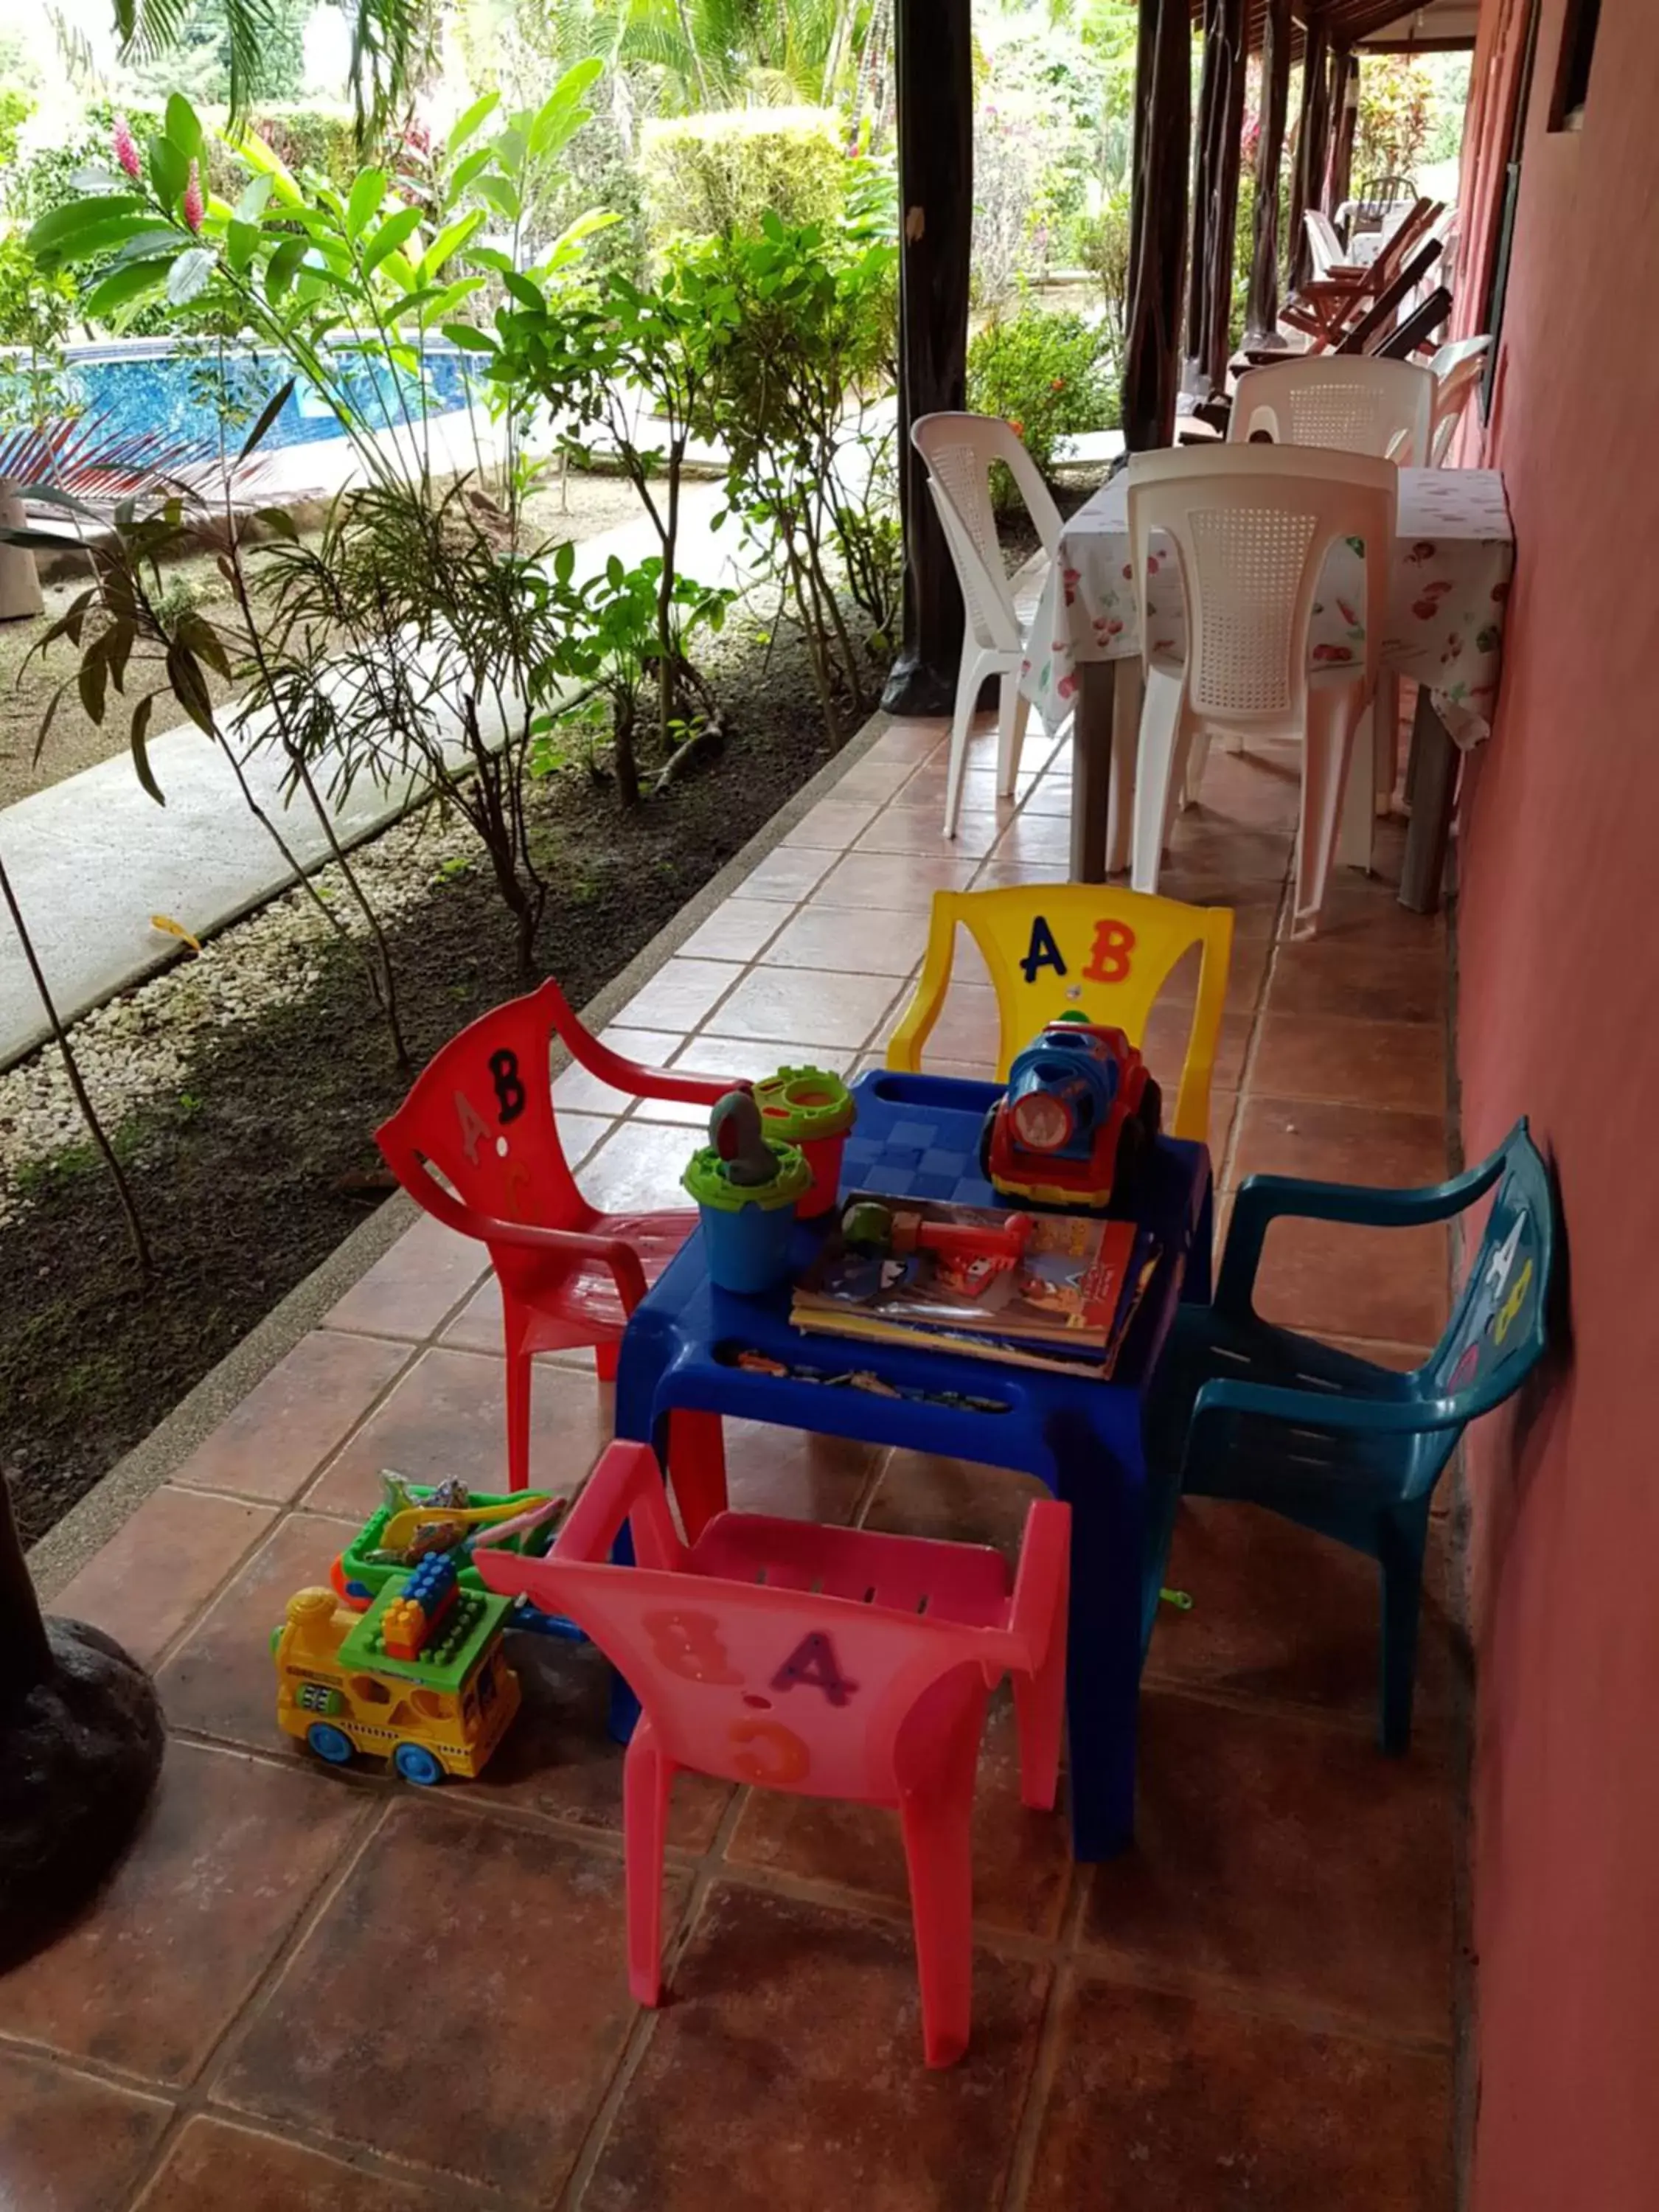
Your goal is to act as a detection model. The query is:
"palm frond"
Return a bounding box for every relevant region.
[220,0,281,127]
[46,7,109,95]
[0,415,189,499]
[346,0,426,146]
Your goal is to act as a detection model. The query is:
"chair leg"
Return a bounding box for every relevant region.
[1291,689,1363,935]
[1336,695,1377,874]
[944,647,987,838]
[1377,1503,1431,1755]
[594,1339,619,1382]
[995,671,1030,795]
[666,1409,727,1541]
[623,1717,672,2005]
[1181,726,1214,810]
[504,1341,532,1494]
[898,1722,981,2068]
[1130,664,1187,896]
[1373,672,1400,810]
[1104,658,1141,874]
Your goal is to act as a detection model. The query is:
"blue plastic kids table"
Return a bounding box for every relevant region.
[613,1068,1213,1861]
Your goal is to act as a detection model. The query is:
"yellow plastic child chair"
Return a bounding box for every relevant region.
[885,886,1234,1144]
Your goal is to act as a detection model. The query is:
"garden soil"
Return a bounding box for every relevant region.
[1,615,862,1543]
[0,469,647,808]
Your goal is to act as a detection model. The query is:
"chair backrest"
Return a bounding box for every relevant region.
[1229,355,1435,465]
[473,1441,1034,1804]
[1334,237,1445,357]
[1376,287,1452,362]
[1428,339,1492,465]
[376,981,589,1271]
[1127,444,1397,740]
[913,411,1063,654]
[884,884,1234,1142]
[1426,1119,1555,1419]
[1304,209,1344,281]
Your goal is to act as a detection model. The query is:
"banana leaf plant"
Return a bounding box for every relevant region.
[27,74,611,523]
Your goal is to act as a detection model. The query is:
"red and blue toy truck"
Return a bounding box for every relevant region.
[981,1016,1161,1211]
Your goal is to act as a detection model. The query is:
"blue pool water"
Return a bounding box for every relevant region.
[64,342,476,456]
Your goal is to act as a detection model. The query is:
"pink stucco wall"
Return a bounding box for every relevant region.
[1455,2,1659,2205]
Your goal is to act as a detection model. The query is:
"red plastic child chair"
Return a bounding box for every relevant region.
[375,981,735,1528]
[472,1439,1071,2067]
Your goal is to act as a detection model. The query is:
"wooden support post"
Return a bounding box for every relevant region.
[1287,14,1332,293]
[1122,0,1192,451]
[1195,0,1249,393]
[1186,4,1222,380]
[883,0,973,717]
[1245,0,1294,343]
[1329,50,1359,218]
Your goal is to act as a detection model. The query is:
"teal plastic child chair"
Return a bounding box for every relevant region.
[1150,1119,1554,1751]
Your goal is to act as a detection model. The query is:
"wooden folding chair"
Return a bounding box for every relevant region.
[1334,239,1447,355]
[1282,198,1443,352]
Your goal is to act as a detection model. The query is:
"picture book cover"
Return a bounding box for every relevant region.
[793,1193,1140,1350]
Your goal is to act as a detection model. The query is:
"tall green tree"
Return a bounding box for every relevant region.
[108,0,436,138]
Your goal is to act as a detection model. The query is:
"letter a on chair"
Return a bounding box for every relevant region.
[885,883,1234,1144]
[471,1439,1071,2067]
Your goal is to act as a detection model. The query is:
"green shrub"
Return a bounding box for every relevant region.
[0,85,33,173]
[703,212,900,738]
[0,231,74,351]
[1075,189,1131,363]
[0,229,76,429]
[639,108,846,257]
[528,103,647,287]
[967,306,1115,501]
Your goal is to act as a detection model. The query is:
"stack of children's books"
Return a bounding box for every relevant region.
[790,1192,1160,1380]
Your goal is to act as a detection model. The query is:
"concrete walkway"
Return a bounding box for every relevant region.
[0,473,751,1068]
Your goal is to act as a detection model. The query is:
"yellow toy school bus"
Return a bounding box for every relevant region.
[273,1565,520,1785]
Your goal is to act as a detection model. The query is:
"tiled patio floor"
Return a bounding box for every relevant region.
[13,709,1460,2210]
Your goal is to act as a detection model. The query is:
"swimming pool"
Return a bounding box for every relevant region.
[62,341,476,456]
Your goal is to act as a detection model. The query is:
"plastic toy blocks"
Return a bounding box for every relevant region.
[379,1554,459,1661]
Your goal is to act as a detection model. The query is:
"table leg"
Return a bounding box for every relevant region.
[1336,697,1376,874]
[1069,660,1116,883]
[1181,1176,1214,1306]
[1051,1412,1144,1860]
[1400,687,1458,914]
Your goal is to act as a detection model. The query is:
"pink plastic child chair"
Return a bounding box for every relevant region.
[472,1439,1071,2067]
[376,981,734,1526]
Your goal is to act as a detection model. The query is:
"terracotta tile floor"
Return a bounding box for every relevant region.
[17,708,1461,2211]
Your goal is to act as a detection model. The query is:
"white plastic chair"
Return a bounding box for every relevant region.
[1428,335,1492,465]
[1224,358,1429,841]
[1304,209,1346,282]
[1125,446,1397,937]
[1229,355,1435,467]
[912,412,1065,837]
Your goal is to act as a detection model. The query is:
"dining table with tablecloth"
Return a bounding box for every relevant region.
[1020,464,1515,911]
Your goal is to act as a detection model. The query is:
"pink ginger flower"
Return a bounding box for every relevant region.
[114,114,142,181]
[182,160,204,234]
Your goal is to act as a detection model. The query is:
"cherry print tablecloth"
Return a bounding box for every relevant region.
[1023,465,1514,748]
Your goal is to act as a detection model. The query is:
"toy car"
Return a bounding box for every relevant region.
[980,1016,1161,1211]
[273,1557,521,1786]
